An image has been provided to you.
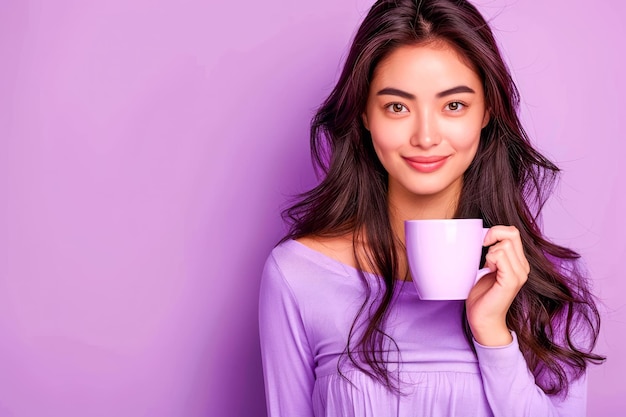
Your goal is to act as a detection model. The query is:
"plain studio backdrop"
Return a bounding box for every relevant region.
[1,0,624,415]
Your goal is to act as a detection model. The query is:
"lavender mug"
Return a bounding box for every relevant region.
[404,219,492,300]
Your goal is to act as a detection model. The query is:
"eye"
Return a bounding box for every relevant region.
[445,101,466,112]
[386,103,408,114]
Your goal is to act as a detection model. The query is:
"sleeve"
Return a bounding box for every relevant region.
[474,332,587,417]
[258,253,316,417]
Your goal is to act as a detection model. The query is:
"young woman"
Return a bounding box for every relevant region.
[259,1,605,416]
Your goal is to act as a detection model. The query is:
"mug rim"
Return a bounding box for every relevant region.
[404,218,483,224]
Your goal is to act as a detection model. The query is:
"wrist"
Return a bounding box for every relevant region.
[470,322,512,347]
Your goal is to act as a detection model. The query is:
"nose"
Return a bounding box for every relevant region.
[409,110,440,148]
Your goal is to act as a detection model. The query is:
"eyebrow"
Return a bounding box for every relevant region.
[436,85,476,97]
[376,88,415,100]
[376,85,476,99]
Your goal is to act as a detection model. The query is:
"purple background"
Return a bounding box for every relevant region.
[1,0,624,415]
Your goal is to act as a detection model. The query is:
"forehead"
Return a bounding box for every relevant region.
[371,42,483,94]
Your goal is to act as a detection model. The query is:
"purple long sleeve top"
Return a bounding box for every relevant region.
[259,240,587,416]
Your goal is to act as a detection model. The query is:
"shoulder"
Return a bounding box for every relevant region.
[265,236,354,280]
[295,235,357,269]
[262,236,359,298]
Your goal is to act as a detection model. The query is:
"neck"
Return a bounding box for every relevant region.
[387,180,461,247]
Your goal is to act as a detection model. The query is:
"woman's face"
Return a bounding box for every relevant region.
[362,42,489,208]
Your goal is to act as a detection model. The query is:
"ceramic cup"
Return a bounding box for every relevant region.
[404,218,492,300]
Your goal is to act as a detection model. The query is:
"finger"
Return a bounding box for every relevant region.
[483,226,529,273]
[483,225,522,251]
[485,243,529,288]
[487,238,528,277]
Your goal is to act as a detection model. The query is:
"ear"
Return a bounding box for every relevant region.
[481,110,490,129]
[362,112,370,130]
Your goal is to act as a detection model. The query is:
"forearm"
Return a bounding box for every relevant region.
[474,332,586,417]
[259,253,316,417]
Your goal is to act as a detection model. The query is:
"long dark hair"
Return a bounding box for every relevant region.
[282,0,604,395]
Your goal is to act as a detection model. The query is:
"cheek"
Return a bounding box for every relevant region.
[369,118,407,153]
[445,121,482,151]
[370,130,401,166]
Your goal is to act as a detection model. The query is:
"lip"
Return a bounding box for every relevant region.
[403,155,450,173]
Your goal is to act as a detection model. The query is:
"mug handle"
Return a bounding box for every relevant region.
[475,227,493,283]
[475,267,493,283]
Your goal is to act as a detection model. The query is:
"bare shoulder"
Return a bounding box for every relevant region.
[296,234,358,269]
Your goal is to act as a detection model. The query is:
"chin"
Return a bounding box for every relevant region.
[406,187,452,198]
[403,180,461,199]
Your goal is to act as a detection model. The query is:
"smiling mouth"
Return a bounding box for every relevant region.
[403,155,450,173]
